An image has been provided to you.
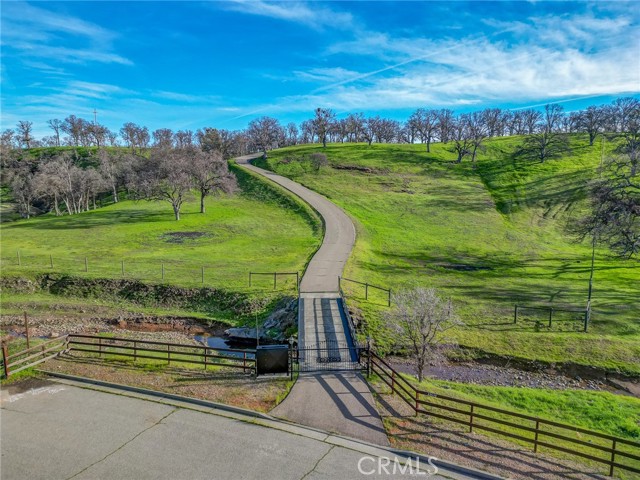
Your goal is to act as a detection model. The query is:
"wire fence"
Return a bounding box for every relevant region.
[514,304,589,332]
[2,250,300,292]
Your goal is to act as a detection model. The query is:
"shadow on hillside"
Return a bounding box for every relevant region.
[3,209,176,230]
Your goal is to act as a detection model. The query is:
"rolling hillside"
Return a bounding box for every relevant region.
[259,136,640,374]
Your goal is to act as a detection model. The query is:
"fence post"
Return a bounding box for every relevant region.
[133,341,137,362]
[391,369,395,392]
[296,272,299,293]
[17,250,21,266]
[609,439,616,477]
[365,283,369,300]
[121,260,125,276]
[162,263,165,281]
[548,308,553,328]
[201,266,205,285]
[514,305,518,324]
[415,391,419,416]
[167,344,171,365]
[338,276,341,292]
[98,337,103,357]
[584,309,589,332]
[388,289,392,307]
[203,347,207,370]
[366,338,372,378]
[50,255,54,269]
[23,312,30,349]
[533,420,540,452]
[249,272,252,287]
[2,342,9,377]
[469,404,475,432]
[273,272,277,290]
[85,257,88,272]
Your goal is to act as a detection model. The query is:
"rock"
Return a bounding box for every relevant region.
[225,327,267,341]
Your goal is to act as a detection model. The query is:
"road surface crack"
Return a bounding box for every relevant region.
[300,445,335,480]
[65,408,177,479]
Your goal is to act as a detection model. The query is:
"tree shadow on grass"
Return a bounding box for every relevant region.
[3,209,172,230]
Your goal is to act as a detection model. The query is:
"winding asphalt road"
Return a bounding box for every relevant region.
[236,153,355,294]
[236,153,388,446]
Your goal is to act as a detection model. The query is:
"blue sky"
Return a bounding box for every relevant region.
[2,1,639,138]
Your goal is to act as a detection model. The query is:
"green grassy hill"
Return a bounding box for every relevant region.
[258,136,640,374]
[0,164,321,324]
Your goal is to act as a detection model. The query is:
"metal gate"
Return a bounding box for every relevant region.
[294,341,364,372]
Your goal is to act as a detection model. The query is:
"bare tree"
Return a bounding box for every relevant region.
[285,122,299,146]
[247,116,282,155]
[47,119,63,147]
[152,128,174,149]
[521,109,543,134]
[344,113,365,142]
[516,105,569,163]
[576,106,605,145]
[129,148,193,220]
[575,155,639,258]
[97,149,124,203]
[6,165,37,218]
[409,108,438,152]
[313,108,336,148]
[464,112,488,165]
[16,121,34,149]
[450,118,473,163]
[61,115,85,146]
[188,148,236,213]
[174,130,194,149]
[385,287,461,382]
[436,109,455,144]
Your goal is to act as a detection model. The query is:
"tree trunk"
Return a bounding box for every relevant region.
[200,192,206,214]
[112,185,119,203]
[426,139,431,153]
[173,204,181,221]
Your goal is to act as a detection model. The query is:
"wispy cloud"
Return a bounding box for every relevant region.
[1,1,132,67]
[230,8,639,118]
[150,90,222,104]
[221,0,353,30]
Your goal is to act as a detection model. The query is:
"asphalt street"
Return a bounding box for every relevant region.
[0,380,457,480]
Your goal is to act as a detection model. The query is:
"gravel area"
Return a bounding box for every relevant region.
[42,354,292,413]
[389,357,635,397]
[1,314,226,342]
[372,383,613,480]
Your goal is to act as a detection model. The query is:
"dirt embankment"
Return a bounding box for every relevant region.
[390,356,639,397]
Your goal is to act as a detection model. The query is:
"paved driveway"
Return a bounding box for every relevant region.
[235,154,355,294]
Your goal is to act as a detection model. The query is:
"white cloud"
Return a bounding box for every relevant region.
[1,2,132,67]
[222,0,353,30]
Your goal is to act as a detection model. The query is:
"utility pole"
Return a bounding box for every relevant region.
[93,109,97,124]
[586,135,606,330]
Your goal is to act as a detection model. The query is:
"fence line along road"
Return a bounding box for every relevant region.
[1,336,69,377]
[366,351,640,477]
[339,276,392,306]
[66,334,256,374]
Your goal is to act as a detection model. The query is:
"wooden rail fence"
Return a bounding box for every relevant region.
[67,334,256,374]
[1,336,69,378]
[367,351,640,477]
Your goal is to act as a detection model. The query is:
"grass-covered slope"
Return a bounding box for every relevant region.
[258,137,640,374]
[0,162,322,322]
